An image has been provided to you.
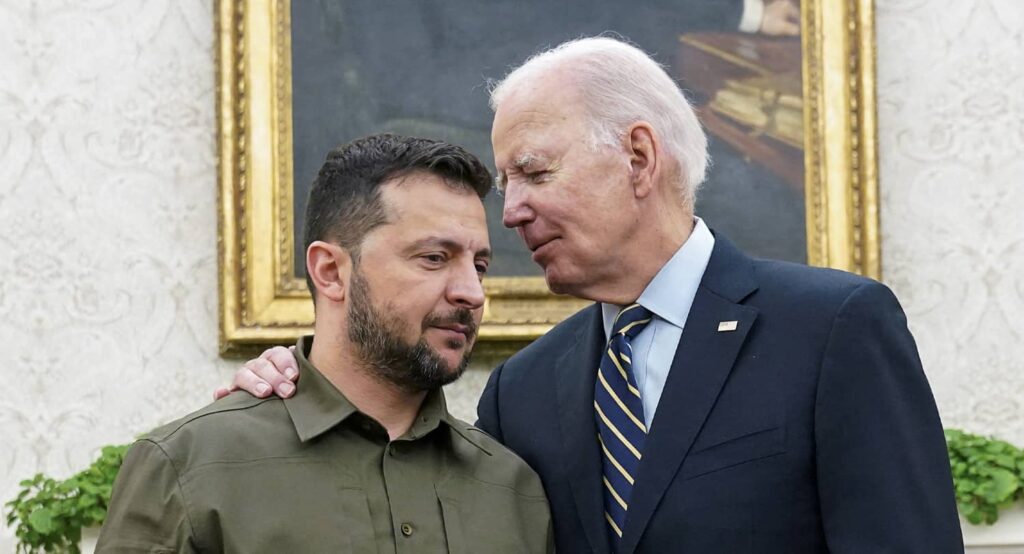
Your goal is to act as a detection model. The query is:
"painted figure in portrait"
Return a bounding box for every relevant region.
[289,0,805,279]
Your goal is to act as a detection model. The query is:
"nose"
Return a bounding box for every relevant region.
[447,259,486,310]
[501,182,535,229]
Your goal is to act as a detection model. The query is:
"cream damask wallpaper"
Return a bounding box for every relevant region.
[0,0,1022,550]
[877,0,1024,445]
[0,2,235,545]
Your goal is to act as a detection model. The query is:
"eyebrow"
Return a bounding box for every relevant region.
[496,152,545,189]
[408,236,492,260]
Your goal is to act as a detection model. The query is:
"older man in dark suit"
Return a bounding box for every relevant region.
[228,37,961,553]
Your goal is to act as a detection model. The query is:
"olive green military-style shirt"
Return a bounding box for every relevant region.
[97,337,553,553]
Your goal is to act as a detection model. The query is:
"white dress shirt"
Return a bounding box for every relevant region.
[601,218,715,428]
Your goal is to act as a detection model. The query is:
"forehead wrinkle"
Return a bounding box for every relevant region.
[495,107,552,151]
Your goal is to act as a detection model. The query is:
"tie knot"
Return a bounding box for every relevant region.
[612,304,653,339]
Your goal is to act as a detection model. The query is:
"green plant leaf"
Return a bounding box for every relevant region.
[27,507,55,534]
[994,454,1016,469]
[945,429,1024,526]
[980,468,1019,503]
[6,443,132,551]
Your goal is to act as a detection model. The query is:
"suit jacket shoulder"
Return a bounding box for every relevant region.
[505,304,601,368]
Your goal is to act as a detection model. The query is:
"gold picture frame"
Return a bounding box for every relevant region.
[216,0,879,355]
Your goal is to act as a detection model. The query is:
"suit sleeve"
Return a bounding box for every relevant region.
[814,282,962,552]
[96,439,198,553]
[475,362,505,443]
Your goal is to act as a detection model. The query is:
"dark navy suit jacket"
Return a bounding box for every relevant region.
[476,234,962,553]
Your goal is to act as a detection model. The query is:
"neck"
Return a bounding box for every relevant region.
[308,322,426,440]
[587,212,694,305]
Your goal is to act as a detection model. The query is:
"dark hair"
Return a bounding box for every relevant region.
[303,133,492,298]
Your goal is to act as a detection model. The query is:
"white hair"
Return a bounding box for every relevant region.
[489,37,709,209]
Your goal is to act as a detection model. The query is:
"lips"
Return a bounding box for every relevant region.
[528,237,560,264]
[424,309,478,343]
[433,323,472,341]
[525,234,557,253]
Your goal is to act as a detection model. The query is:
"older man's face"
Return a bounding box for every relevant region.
[491,77,641,299]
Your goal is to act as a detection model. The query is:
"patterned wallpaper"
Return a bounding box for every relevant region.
[876,0,1024,445]
[0,0,1022,550]
[0,3,234,548]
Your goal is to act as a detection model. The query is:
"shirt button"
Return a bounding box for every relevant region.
[400,522,414,536]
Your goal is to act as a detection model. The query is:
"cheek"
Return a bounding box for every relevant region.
[385,301,420,330]
[563,197,612,240]
[385,293,436,328]
[565,206,630,262]
[564,165,628,214]
[538,187,587,231]
[387,269,447,300]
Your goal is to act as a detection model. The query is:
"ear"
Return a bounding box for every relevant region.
[306,241,353,303]
[626,122,658,199]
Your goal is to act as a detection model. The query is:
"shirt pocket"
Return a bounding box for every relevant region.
[680,425,786,480]
[185,458,376,553]
[435,475,550,554]
[335,487,377,554]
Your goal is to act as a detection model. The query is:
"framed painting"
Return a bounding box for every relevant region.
[217,0,879,354]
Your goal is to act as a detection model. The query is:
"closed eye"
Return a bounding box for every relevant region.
[528,171,550,183]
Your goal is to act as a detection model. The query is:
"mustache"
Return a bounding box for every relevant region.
[423,308,478,339]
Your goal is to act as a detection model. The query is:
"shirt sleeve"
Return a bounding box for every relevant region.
[95,439,198,553]
[739,0,766,33]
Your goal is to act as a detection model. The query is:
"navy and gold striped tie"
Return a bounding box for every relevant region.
[595,303,653,547]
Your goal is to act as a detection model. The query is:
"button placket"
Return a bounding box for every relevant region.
[383,442,414,548]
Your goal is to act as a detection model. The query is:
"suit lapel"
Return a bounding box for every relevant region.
[619,234,760,554]
[556,305,613,554]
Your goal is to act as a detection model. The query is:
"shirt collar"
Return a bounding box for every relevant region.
[283,336,360,442]
[283,336,487,455]
[601,217,716,338]
[399,379,449,441]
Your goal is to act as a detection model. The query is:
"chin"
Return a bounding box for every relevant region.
[430,339,469,364]
[438,342,464,359]
[543,267,581,297]
[545,279,569,296]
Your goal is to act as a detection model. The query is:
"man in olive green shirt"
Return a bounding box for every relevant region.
[97,135,553,553]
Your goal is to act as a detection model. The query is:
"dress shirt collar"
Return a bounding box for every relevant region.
[602,217,716,337]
